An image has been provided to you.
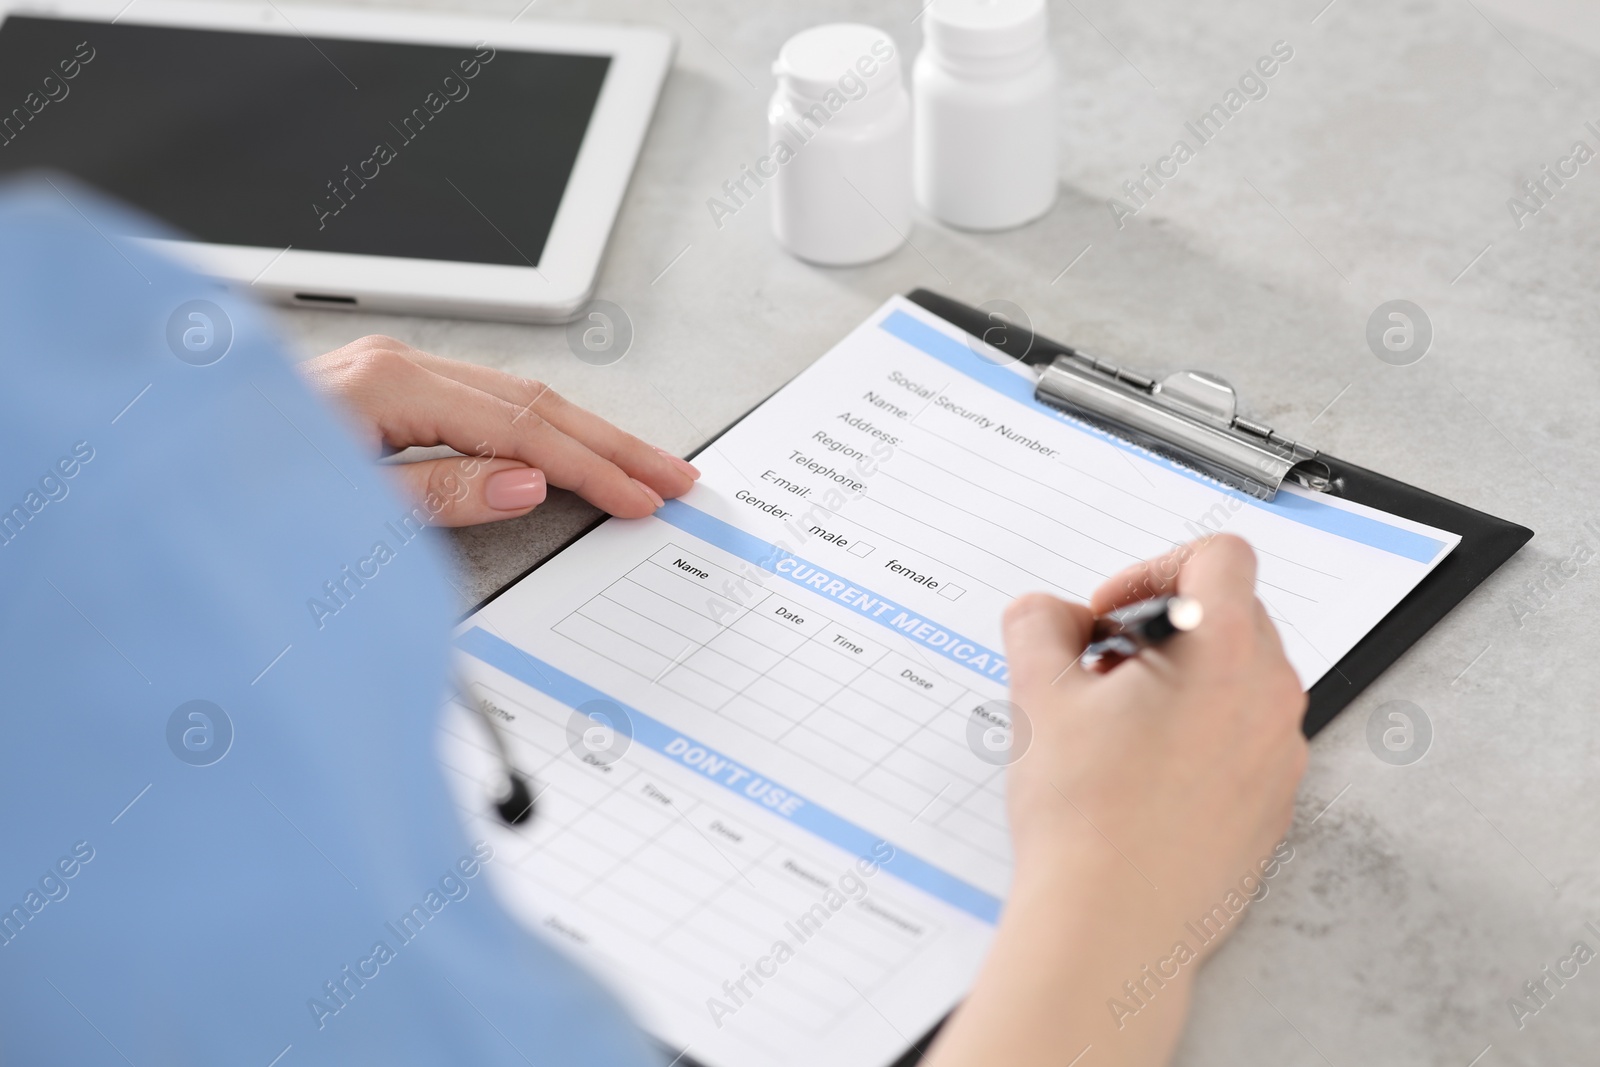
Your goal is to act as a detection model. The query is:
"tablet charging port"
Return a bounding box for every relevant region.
[293,293,358,306]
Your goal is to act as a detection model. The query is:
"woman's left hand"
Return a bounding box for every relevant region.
[300,335,699,527]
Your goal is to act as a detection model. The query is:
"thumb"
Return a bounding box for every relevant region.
[386,456,547,528]
[1002,593,1095,699]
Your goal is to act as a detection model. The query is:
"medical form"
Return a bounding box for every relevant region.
[440,296,1459,1067]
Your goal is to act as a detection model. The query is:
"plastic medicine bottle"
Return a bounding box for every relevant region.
[768,24,912,266]
[913,0,1058,230]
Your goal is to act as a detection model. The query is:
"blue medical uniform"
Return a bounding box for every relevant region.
[0,176,660,1067]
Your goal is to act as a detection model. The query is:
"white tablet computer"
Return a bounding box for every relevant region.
[0,1,673,322]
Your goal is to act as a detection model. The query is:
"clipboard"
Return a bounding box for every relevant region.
[905,288,1534,737]
[453,287,1534,1067]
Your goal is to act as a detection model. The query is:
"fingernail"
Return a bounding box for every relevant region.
[654,446,701,480]
[485,468,546,511]
[632,477,666,510]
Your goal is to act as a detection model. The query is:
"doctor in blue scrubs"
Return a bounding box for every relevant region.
[0,178,1307,1067]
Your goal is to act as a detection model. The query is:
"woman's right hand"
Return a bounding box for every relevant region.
[1003,533,1308,939]
[925,535,1308,1067]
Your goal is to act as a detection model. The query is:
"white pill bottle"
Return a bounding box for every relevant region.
[768,24,912,266]
[913,0,1058,230]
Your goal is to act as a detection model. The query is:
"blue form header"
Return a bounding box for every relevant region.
[656,499,1009,685]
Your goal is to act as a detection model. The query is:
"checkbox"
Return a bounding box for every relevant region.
[938,584,965,601]
[847,540,875,557]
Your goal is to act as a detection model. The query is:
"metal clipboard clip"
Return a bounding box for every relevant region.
[1030,349,1333,501]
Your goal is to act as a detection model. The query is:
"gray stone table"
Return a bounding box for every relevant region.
[263,0,1600,1063]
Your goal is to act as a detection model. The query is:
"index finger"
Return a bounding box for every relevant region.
[402,349,696,500]
[1090,534,1261,653]
[396,363,664,517]
[1089,540,1200,614]
[1177,534,1258,612]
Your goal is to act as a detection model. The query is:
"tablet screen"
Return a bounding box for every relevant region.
[0,15,610,267]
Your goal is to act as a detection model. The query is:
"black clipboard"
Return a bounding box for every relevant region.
[472,288,1533,1067]
[906,288,1534,738]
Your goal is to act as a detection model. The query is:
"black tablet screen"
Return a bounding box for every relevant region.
[0,15,610,266]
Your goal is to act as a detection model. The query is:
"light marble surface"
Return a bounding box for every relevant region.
[264,0,1600,1063]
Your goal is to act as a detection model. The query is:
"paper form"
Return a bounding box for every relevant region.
[441,295,1459,1067]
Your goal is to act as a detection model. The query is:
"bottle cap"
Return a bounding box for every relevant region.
[924,0,1047,60]
[773,23,901,103]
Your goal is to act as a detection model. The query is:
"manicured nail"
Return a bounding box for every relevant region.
[654,446,701,480]
[485,468,546,511]
[632,477,666,510]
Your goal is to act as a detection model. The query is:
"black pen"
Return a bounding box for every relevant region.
[1081,594,1203,672]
